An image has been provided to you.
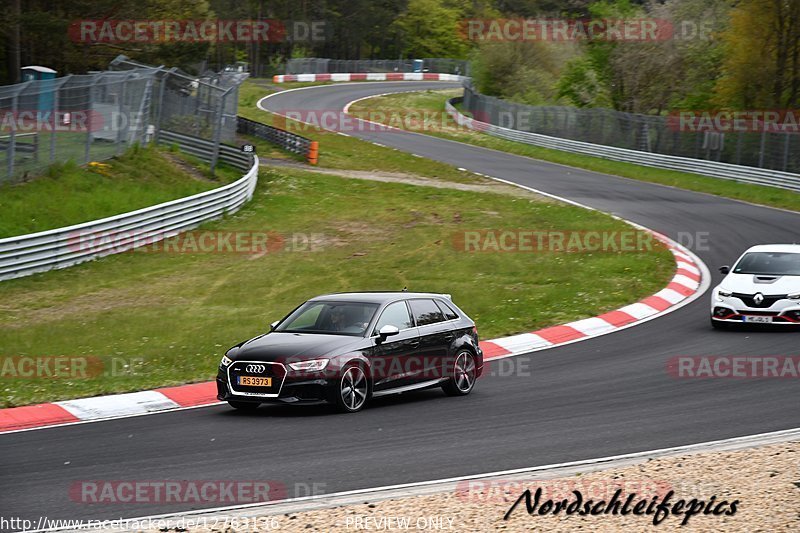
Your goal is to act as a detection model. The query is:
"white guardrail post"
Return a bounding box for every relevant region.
[0,151,259,282]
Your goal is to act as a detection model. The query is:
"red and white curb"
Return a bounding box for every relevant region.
[0,239,704,435]
[0,382,216,433]
[480,234,705,360]
[273,72,465,83]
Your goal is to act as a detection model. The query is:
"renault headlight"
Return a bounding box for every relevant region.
[715,287,732,301]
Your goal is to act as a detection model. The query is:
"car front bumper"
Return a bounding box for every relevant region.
[710,300,800,324]
[217,360,336,405]
[217,371,335,405]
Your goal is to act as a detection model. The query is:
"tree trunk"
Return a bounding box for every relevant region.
[7,0,21,84]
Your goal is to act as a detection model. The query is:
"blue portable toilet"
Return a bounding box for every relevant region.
[412,59,424,73]
[21,66,57,112]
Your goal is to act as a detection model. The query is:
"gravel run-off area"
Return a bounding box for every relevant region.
[157,440,799,532]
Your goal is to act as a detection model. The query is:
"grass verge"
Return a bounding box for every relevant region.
[0,144,240,238]
[0,167,672,406]
[349,89,800,212]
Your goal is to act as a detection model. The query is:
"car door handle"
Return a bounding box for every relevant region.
[407,340,420,348]
[443,333,455,340]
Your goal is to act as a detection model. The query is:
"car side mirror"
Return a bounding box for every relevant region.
[719,265,730,275]
[375,325,400,344]
[270,320,279,331]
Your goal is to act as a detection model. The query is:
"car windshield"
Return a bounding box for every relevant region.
[733,252,800,276]
[275,301,379,336]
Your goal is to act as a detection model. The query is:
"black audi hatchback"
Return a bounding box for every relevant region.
[217,292,483,413]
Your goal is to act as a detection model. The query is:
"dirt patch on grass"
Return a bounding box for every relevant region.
[260,159,552,201]
[0,273,191,329]
[161,152,214,182]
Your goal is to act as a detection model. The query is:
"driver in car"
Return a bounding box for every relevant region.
[330,307,348,331]
[330,306,369,334]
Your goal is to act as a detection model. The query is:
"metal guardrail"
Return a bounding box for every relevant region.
[158,129,253,171]
[461,80,800,176]
[237,116,318,164]
[0,140,259,282]
[446,97,800,193]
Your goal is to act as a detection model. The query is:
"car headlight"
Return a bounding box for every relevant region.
[715,287,732,301]
[219,355,233,368]
[788,292,800,300]
[288,359,330,372]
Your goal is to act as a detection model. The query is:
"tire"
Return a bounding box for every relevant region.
[442,349,477,396]
[228,400,260,410]
[333,363,370,413]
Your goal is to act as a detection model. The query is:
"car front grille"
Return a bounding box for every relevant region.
[731,293,787,308]
[228,361,287,396]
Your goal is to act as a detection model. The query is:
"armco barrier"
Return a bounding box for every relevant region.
[446,97,800,193]
[158,130,253,172]
[0,139,259,282]
[237,116,317,164]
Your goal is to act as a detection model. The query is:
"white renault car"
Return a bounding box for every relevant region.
[711,244,800,328]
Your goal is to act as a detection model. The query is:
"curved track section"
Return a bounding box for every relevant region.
[1,82,799,525]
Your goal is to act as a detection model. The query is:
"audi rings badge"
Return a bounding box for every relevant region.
[245,364,266,374]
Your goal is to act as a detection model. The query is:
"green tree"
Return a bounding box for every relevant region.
[394,0,469,58]
[715,0,800,108]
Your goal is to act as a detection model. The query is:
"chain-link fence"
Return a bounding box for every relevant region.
[0,68,157,183]
[286,58,470,76]
[462,80,800,174]
[110,56,248,163]
[0,56,247,184]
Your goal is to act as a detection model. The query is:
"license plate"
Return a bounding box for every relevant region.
[237,376,272,387]
[743,315,772,323]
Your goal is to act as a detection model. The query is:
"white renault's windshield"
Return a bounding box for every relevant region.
[733,252,800,276]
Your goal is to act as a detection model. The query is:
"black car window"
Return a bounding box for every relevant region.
[409,299,445,326]
[374,301,413,333]
[733,252,800,275]
[277,301,379,336]
[435,299,459,321]
[286,303,325,329]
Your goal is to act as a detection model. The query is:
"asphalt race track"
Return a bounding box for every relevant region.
[2,81,799,527]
